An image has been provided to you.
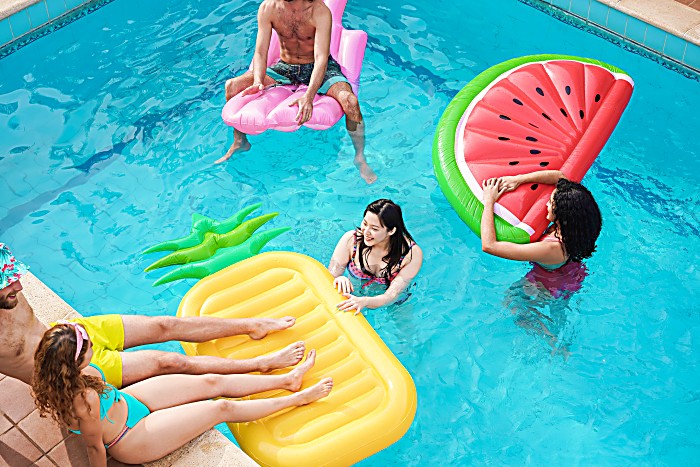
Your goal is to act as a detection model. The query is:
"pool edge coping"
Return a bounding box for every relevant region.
[19,271,259,467]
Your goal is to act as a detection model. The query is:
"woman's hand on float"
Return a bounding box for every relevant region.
[291,95,314,125]
[482,178,508,204]
[333,276,354,295]
[498,175,521,192]
[241,83,265,96]
[337,294,368,315]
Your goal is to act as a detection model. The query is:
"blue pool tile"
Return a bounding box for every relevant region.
[569,0,590,19]
[682,42,700,70]
[605,7,628,36]
[0,19,12,46]
[588,1,608,26]
[8,10,31,38]
[46,0,68,19]
[663,34,687,62]
[643,24,666,53]
[551,0,572,10]
[27,1,49,29]
[624,15,646,44]
[65,0,85,10]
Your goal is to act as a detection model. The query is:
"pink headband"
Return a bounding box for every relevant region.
[56,321,88,361]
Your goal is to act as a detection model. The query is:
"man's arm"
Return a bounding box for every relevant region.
[294,6,332,124]
[251,2,274,88]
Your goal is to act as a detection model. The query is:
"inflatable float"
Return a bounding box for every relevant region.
[222,0,367,135]
[177,252,417,467]
[143,204,289,286]
[433,54,634,243]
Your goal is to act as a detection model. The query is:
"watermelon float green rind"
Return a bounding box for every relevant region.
[433,54,630,244]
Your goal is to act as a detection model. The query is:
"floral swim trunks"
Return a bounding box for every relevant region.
[266,56,349,94]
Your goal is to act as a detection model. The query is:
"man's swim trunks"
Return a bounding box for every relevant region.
[53,315,125,388]
[266,56,349,94]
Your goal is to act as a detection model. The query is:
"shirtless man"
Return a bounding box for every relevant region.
[0,243,305,387]
[217,0,377,184]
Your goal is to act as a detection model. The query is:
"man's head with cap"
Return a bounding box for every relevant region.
[0,243,29,309]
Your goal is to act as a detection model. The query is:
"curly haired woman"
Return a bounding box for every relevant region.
[32,322,332,466]
[480,170,602,269]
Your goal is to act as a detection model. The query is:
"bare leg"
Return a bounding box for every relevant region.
[119,343,307,387]
[121,315,296,349]
[216,71,276,164]
[326,82,377,184]
[109,378,333,464]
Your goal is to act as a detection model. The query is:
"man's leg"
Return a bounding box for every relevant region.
[119,342,306,387]
[121,315,296,349]
[217,71,276,164]
[325,82,377,184]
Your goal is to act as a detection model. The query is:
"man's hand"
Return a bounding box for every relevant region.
[290,94,314,125]
[242,83,265,96]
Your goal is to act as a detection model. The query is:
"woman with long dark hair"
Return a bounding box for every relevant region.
[32,323,332,466]
[480,170,602,268]
[328,199,423,314]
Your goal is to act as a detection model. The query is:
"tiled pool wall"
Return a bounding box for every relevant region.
[0,0,116,59]
[520,0,700,78]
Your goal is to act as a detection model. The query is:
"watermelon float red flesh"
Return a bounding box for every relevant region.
[434,55,634,243]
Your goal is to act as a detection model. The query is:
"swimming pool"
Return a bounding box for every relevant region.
[1,0,699,464]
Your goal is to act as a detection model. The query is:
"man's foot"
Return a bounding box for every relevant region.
[354,158,377,184]
[249,316,296,340]
[258,341,305,373]
[284,349,316,392]
[215,139,251,164]
[295,377,334,405]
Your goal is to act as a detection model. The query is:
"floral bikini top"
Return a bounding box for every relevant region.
[346,237,415,288]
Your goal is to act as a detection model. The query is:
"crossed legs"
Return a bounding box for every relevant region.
[109,351,334,464]
[119,315,302,386]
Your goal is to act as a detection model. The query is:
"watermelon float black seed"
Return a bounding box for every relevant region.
[498,137,510,141]
[536,87,544,96]
[530,149,541,154]
[530,184,539,190]
[509,161,519,165]
[513,98,523,105]
[579,110,584,119]
[560,108,567,117]
[595,94,601,102]
[542,113,551,120]
[539,161,549,167]
[526,136,537,142]
[529,123,539,128]
[565,85,571,95]
[499,115,511,120]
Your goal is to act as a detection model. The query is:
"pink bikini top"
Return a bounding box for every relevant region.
[346,237,415,288]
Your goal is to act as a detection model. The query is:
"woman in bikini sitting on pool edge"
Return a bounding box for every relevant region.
[32,323,333,466]
[328,199,423,314]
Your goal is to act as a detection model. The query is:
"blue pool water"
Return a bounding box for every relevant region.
[1,0,699,464]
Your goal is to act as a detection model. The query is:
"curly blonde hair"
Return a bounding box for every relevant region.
[31,324,107,427]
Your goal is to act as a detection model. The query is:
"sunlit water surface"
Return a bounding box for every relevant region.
[1,0,698,464]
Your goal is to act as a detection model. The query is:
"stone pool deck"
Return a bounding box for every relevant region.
[0,272,257,467]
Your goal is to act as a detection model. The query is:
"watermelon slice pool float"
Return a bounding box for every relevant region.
[433,54,634,243]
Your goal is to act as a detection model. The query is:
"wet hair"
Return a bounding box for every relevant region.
[356,199,415,287]
[552,179,602,262]
[32,324,107,427]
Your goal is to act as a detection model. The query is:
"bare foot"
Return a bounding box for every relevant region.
[284,349,316,392]
[295,377,333,405]
[258,341,305,373]
[215,138,251,164]
[249,316,296,340]
[355,159,378,184]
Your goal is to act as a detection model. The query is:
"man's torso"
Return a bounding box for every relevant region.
[0,293,47,382]
[266,0,325,64]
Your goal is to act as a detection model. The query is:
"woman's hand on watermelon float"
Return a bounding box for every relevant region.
[482,178,508,204]
[497,176,522,193]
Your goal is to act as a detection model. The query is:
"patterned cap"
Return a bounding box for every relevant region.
[0,243,29,289]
